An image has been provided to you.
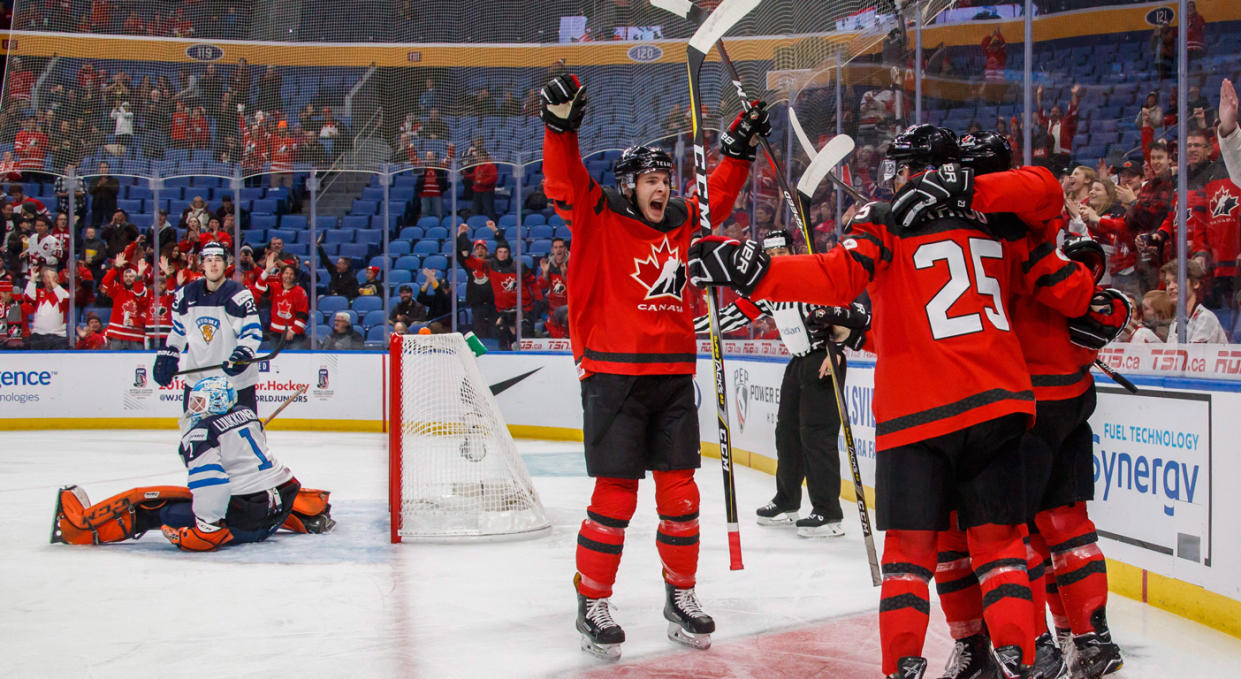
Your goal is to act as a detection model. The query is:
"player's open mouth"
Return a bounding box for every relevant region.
[650,200,665,212]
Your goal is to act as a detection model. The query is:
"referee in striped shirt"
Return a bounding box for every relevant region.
[694,230,870,537]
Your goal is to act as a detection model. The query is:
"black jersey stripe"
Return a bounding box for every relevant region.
[877,388,1034,437]
[582,348,697,364]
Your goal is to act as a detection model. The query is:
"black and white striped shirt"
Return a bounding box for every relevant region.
[694,298,826,356]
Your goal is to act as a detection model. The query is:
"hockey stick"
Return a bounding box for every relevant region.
[789,121,883,587]
[262,384,307,427]
[790,108,868,204]
[174,337,288,377]
[1094,359,1139,394]
[685,0,762,572]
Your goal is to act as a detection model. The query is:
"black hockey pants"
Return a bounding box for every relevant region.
[772,349,845,520]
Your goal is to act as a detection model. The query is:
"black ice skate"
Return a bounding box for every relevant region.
[1032,632,1069,679]
[888,656,929,679]
[937,632,999,679]
[576,590,624,660]
[1073,609,1123,678]
[992,645,1032,678]
[1054,627,1083,679]
[663,582,714,649]
[795,512,845,538]
[755,501,798,526]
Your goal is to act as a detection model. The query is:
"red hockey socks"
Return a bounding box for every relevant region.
[934,520,984,640]
[880,529,937,675]
[1035,503,1108,636]
[653,469,700,588]
[966,523,1035,664]
[1025,530,1049,638]
[575,477,639,599]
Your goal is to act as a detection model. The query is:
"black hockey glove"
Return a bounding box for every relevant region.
[719,100,772,161]
[808,303,871,350]
[688,236,770,297]
[1067,287,1132,349]
[890,162,974,230]
[540,74,588,134]
[1062,234,1107,284]
[153,347,179,387]
[221,346,254,377]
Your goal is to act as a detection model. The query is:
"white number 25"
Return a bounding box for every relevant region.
[912,238,1010,340]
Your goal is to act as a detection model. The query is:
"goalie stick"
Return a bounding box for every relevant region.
[174,337,288,377]
[684,0,762,571]
[261,384,307,427]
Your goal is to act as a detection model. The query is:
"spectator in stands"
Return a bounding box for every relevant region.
[316,236,360,300]
[50,123,77,172]
[101,208,138,259]
[0,279,30,349]
[457,233,496,338]
[418,268,452,324]
[539,237,569,321]
[423,108,448,141]
[14,117,49,180]
[88,161,119,228]
[1136,92,1163,162]
[215,194,238,224]
[75,312,107,350]
[1063,165,1096,206]
[1152,21,1176,81]
[253,235,285,265]
[357,266,382,297]
[190,105,211,150]
[469,148,498,220]
[269,120,296,188]
[54,165,87,221]
[499,91,522,117]
[144,88,171,153]
[1135,289,1174,342]
[231,58,252,106]
[5,58,33,106]
[524,183,549,213]
[1186,1,1206,62]
[417,151,448,219]
[472,89,497,117]
[199,217,232,251]
[296,127,326,165]
[393,321,409,335]
[79,225,106,280]
[235,245,260,289]
[980,27,1007,98]
[1162,259,1228,343]
[257,66,282,114]
[463,227,540,350]
[391,284,427,325]
[320,311,365,350]
[170,100,190,149]
[255,262,309,349]
[1037,83,1080,174]
[24,268,70,350]
[4,214,32,282]
[180,195,211,231]
[419,78,438,114]
[200,64,224,119]
[881,27,906,67]
[110,101,134,149]
[318,109,341,155]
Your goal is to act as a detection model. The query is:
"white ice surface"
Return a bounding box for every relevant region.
[2,430,1237,678]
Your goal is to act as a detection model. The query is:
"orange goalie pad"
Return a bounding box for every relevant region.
[52,485,193,545]
[280,488,334,534]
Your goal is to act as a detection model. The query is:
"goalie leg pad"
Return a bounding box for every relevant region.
[653,469,700,589]
[576,477,639,599]
[879,529,937,676]
[934,516,984,640]
[280,488,335,534]
[53,485,193,545]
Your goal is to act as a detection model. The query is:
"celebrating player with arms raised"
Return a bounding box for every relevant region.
[540,72,767,660]
[690,124,1102,679]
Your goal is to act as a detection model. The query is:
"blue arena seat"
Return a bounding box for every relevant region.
[363,310,387,328]
[394,255,421,271]
[318,296,349,313]
[399,226,424,241]
[353,296,384,313]
[413,240,439,256]
[389,240,412,256]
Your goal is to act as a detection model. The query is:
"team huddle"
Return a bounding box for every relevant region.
[543,61,1128,677]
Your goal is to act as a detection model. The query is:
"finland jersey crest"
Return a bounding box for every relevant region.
[196,317,221,343]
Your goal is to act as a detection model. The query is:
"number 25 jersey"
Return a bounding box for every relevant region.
[750,167,1096,450]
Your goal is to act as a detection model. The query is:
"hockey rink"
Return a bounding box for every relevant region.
[3,430,1239,678]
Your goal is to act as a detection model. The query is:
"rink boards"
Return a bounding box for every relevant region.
[2,347,1239,638]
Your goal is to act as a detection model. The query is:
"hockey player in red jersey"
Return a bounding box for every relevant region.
[689,125,1103,679]
[540,72,766,660]
[927,132,1128,679]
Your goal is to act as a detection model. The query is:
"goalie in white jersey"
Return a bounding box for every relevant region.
[692,230,871,537]
[51,377,336,551]
[153,241,264,411]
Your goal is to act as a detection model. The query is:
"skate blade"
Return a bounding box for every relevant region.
[579,635,621,661]
[50,489,65,544]
[1100,658,1123,676]
[756,514,798,526]
[666,622,711,650]
[797,524,845,538]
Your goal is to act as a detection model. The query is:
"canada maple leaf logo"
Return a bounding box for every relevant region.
[631,236,686,301]
[1211,189,1238,219]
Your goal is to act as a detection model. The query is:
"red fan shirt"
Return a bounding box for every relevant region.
[99,266,148,342]
[255,275,308,335]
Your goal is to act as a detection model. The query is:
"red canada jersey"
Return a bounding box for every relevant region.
[145,291,175,341]
[541,261,568,308]
[463,256,540,312]
[100,267,148,342]
[1154,161,1241,277]
[256,275,309,335]
[14,130,48,170]
[751,167,1094,449]
[543,128,751,378]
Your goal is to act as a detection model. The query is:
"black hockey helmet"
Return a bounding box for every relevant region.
[882,124,959,182]
[1062,234,1107,283]
[959,130,1013,176]
[615,145,674,194]
[761,229,793,252]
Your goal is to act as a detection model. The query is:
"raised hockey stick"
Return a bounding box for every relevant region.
[789,119,883,587]
[1094,359,1138,394]
[174,337,288,377]
[790,108,867,204]
[685,0,762,571]
[262,384,308,427]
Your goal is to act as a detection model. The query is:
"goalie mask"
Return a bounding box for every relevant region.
[882,124,959,185]
[959,130,1013,176]
[187,376,237,423]
[615,145,674,197]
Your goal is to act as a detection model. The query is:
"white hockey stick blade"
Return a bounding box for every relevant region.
[687,0,763,55]
[788,106,817,160]
[650,0,694,19]
[797,134,856,198]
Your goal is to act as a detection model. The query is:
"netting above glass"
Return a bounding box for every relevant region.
[0,0,946,178]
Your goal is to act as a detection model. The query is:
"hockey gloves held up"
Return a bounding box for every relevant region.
[807,303,872,351]
[153,347,180,387]
[540,74,588,134]
[222,346,255,377]
[890,162,974,230]
[1068,287,1132,349]
[719,100,772,161]
[688,236,770,297]
[162,518,234,552]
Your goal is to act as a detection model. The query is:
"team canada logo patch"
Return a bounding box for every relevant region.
[1211,188,1239,219]
[196,317,220,343]
[631,236,687,304]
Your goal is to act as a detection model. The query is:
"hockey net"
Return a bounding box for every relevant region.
[388,333,549,542]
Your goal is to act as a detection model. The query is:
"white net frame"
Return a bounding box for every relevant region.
[388,332,549,541]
